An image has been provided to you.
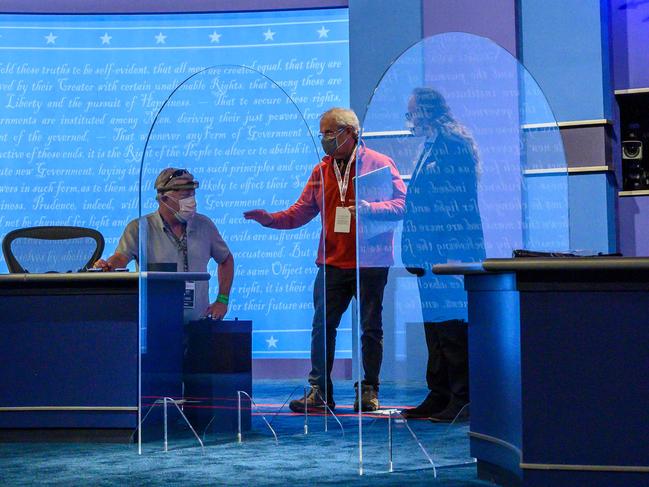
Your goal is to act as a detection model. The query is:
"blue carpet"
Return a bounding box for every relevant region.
[0,380,493,486]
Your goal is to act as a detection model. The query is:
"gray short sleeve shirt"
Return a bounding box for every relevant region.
[115,211,230,321]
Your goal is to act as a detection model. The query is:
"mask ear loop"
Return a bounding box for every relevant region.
[335,126,357,154]
[159,197,176,215]
[337,135,352,150]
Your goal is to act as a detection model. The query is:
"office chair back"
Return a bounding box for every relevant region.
[2,226,105,273]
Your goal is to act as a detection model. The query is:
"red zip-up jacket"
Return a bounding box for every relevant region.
[267,145,406,269]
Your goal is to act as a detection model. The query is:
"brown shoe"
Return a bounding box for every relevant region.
[289,386,335,413]
[353,382,379,412]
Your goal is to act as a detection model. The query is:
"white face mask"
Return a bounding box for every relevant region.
[177,196,197,222]
[163,195,197,223]
[406,118,430,138]
[405,119,418,136]
[406,119,438,141]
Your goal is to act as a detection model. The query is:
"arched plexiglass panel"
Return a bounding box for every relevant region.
[354,33,569,474]
[136,65,336,452]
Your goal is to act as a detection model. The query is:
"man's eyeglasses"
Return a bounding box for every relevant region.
[318,127,345,140]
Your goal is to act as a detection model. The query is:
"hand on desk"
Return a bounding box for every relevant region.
[93,253,129,272]
[93,259,115,271]
[205,301,227,320]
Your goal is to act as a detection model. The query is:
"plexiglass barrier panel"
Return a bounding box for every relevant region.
[137,65,338,451]
[355,32,569,474]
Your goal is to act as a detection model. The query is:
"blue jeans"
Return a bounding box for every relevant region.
[308,265,389,399]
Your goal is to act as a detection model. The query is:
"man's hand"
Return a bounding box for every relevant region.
[347,200,371,218]
[93,253,128,272]
[204,302,228,320]
[93,259,114,272]
[243,209,273,226]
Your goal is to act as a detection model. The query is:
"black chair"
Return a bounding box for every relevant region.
[2,226,105,273]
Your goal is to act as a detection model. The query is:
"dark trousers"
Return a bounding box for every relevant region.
[308,265,389,399]
[424,320,469,406]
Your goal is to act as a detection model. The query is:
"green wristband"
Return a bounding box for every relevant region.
[216,294,229,305]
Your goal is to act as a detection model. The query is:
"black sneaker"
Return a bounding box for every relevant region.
[429,402,470,423]
[400,392,448,419]
[353,382,379,412]
[289,386,335,413]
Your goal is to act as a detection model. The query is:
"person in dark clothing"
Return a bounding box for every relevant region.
[400,87,485,422]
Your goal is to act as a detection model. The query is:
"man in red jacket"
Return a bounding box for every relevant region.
[244,107,406,412]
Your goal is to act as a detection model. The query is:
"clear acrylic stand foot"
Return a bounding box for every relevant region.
[133,397,204,453]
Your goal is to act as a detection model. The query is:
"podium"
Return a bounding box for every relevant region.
[435,258,649,487]
[0,271,207,441]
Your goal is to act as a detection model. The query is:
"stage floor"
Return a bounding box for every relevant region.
[0,379,489,486]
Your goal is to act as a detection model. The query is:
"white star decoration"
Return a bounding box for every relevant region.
[44,32,57,44]
[154,32,167,44]
[209,31,221,43]
[266,336,278,349]
[100,33,112,45]
[263,28,275,41]
[317,26,330,38]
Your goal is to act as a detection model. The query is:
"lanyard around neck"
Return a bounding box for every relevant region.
[161,216,189,272]
[332,145,357,203]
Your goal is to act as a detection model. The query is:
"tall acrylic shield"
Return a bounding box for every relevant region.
[354,33,570,474]
[136,65,333,452]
